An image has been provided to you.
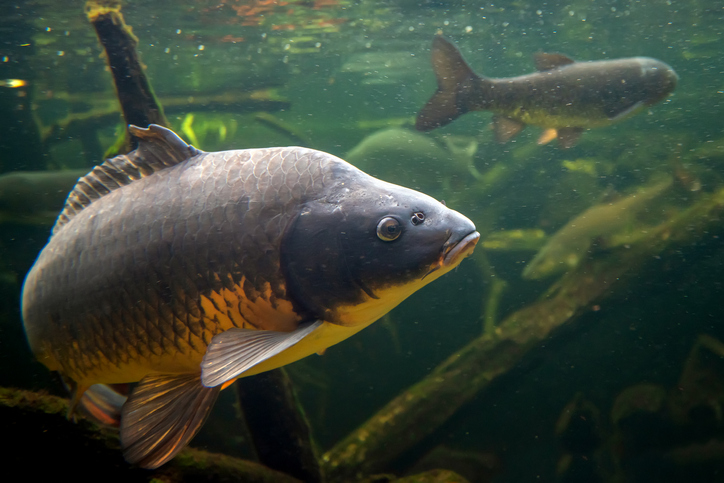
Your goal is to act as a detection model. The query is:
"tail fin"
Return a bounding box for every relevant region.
[416,36,480,132]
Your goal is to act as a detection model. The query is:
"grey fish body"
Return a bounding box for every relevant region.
[21,125,479,468]
[469,57,676,126]
[416,36,678,147]
[23,146,317,381]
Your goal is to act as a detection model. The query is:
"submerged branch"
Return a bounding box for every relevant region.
[85,0,168,152]
[236,368,325,483]
[38,91,291,146]
[0,386,301,482]
[322,187,724,481]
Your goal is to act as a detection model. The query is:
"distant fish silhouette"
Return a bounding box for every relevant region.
[0,78,27,88]
[416,36,678,148]
[522,176,673,279]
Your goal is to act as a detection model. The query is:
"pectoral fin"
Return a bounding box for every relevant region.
[607,101,645,121]
[201,320,324,388]
[121,373,220,469]
[492,115,525,143]
[537,128,558,145]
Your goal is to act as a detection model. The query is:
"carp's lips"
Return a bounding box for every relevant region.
[442,231,480,267]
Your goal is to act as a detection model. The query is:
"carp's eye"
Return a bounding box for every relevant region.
[411,211,425,226]
[376,216,401,242]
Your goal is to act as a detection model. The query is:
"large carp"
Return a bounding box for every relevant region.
[21,124,479,468]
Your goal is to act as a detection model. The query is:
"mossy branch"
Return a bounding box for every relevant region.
[0,386,301,482]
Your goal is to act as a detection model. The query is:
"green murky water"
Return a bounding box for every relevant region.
[2,1,724,481]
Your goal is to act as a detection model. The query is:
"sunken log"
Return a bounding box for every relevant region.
[236,368,325,483]
[322,187,724,480]
[85,0,168,152]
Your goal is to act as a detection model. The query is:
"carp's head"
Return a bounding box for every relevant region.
[636,57,678,106]
[280,165,478,327]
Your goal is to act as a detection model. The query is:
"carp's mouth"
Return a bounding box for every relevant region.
[423,230,480,280]
[442,231,480,267]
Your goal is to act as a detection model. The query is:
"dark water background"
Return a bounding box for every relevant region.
[1,1,723,481]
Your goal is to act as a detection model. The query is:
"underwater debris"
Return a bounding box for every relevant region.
[0,384,476,482]
[561,158,614,178]
[207,0,347,33]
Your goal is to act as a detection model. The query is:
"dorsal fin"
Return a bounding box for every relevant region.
[533,52,575,71]
[52,124,200,235]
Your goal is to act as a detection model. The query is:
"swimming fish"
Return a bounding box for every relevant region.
[344,127,481,194]
[522,176,673,279]
[21,124,479,468]
[416,36,678,148]
[0,78,28,88]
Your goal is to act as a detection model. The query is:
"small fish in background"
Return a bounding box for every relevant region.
[0,78,28,88]
[21,124,479,469]
[522,176,673,280]
[416,36,678,148]
[344,127,481,194]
